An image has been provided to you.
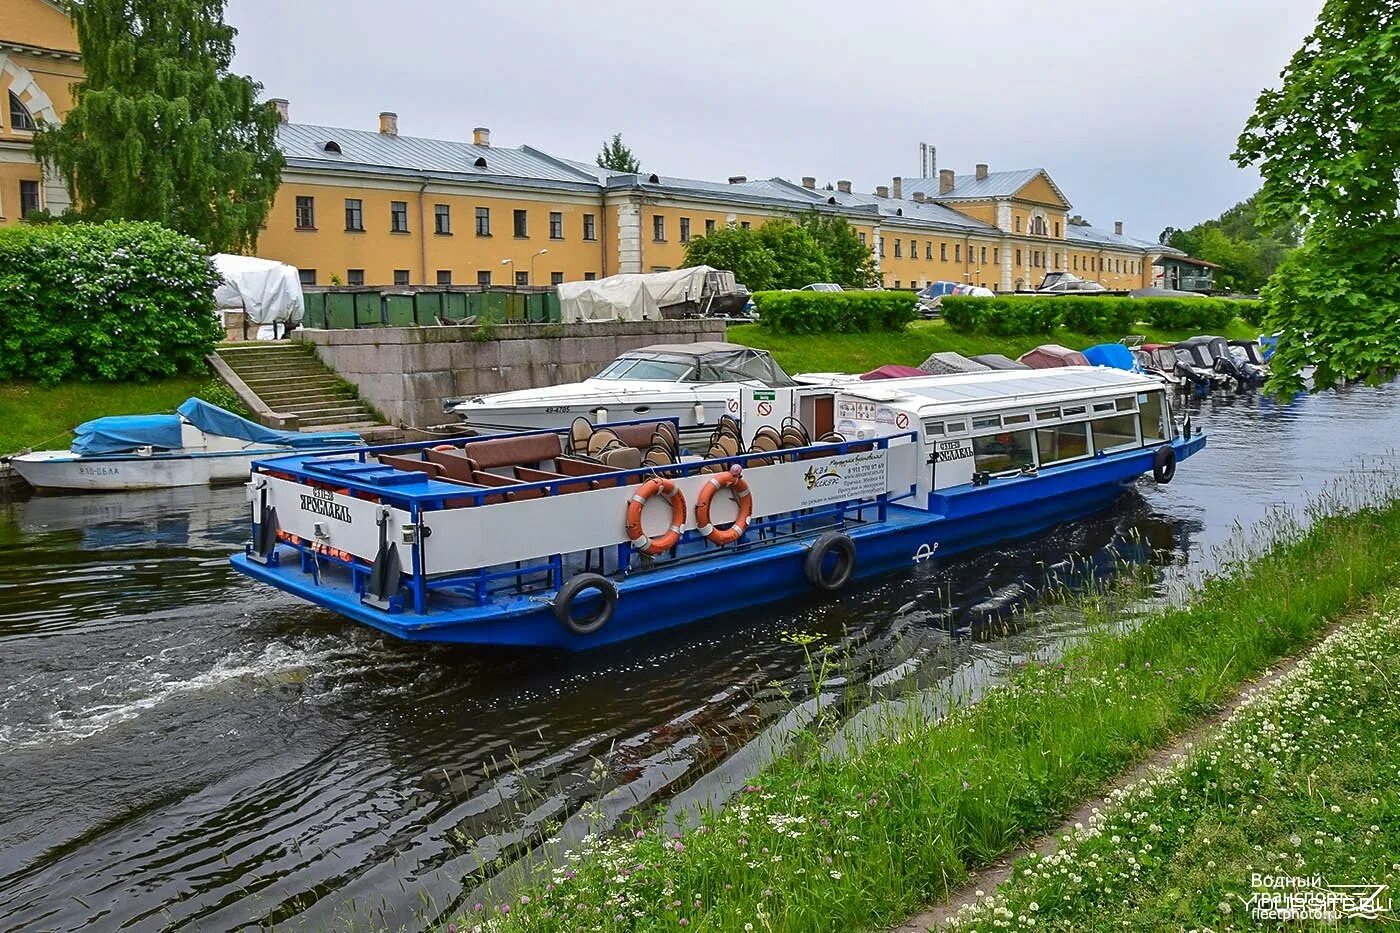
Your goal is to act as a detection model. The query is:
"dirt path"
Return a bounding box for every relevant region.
[891,615,1351,932]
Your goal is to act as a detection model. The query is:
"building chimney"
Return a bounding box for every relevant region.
[975,163,988,180]
[875,185,889,198]
[938,169,955,195]
[913,191,926,203]
[892,176,903,200]
[837,179,852,194]
[379,111,398,136]
[1114,221,1124,235]
[727,175,747,185]
[473,126,491,147]
[801,176,816,189]
[270,98,289,124]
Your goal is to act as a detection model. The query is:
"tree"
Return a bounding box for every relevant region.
[797,211,878,287]
[754,220,831,290]
[1163,192,1300,293]
[1233,0,1400,392]
[681,224,781,291]
[596,133,641,173]
[33,0,283,253]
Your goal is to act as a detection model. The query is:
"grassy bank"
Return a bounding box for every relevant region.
[727,318,1259,374]
[951,595,1400,930]
[448,485,1400,932]
[0,375,236,454]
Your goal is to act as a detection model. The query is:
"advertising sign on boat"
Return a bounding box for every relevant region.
[797,449,888,509]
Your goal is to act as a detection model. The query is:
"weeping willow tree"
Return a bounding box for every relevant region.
[34,0,283,252]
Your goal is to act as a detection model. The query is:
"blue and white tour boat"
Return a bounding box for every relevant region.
[230,367,1204,649]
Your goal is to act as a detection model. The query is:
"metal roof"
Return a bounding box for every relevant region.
[276,123,598,187]
[903,168,1070,205]
[811,186,998,233]
[848,365,1157,414]
[1064,223,1160,252]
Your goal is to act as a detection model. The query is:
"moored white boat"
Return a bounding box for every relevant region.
[11,398,362,492]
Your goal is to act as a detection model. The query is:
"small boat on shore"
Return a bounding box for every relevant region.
[232,368,1205,649]
[11,398,362,492]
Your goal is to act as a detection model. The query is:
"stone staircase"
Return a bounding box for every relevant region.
[213,343,382,431]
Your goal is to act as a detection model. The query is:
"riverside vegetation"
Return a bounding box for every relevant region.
[443,473,1400,931]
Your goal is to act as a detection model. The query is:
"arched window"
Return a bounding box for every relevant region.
[9,91,36,131]
[322,140,342,154]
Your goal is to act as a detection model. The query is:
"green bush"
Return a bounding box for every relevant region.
[751,290,917,334]
[942,294,1260,336]
[0,221,222,384]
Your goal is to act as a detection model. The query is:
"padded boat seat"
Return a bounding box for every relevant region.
[609,421,667,448]
[459,433,562,470]
[379,453,443,478]
[468,468,545,501]
[555,456,624,487]
[425,447,477,482]
[515,465,594,494]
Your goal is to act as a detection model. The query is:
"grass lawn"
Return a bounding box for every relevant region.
[727,317,1260,374]
[0,375,220,454]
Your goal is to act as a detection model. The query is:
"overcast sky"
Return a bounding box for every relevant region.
[225,0,1321,241]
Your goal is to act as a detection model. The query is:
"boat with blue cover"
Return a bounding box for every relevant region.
[11,398,363,492]
[230,367,1205,649]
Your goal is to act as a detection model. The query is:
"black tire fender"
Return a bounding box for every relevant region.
[553,573,617,636]
[804,531,857,592]
[1153,445,1177,484]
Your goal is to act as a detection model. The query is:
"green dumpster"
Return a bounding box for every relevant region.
[326,292,357,329]
[302,292,328,329]
[384,294,415,327]
[354,291,381,327]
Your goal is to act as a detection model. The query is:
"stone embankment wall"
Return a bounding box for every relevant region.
[293,320,726,428]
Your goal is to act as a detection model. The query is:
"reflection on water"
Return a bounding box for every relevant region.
[0,384,1396,931]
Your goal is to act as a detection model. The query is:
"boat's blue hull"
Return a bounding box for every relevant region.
[230,435,1204,650]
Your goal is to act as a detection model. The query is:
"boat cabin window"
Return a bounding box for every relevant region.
[1138,391,1168,442]
[1061,405,1086,418]
[972,429,1035,474]
[1114,397,1134,412]
[1092,401,1116,414]
[1036,420,1090,464]
[1091,412,1139,452]
[596,358,694,381]
[1035,407,1060,422]
[924,421,945,436]
[1003,412,1031,426]
[944,420,967,434]
[690,362,765,384]
[972,415,1000,430]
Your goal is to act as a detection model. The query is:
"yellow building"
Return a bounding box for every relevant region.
[0,0,79,222]
[3,1,1173,292]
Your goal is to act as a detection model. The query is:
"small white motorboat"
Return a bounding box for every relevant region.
[10,398,362,492]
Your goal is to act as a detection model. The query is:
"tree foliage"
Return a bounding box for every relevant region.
[796,211,879,287]
[595,133,641,173]
[1159,192,1298,293]
[33,0,283,253]
[682,216,878,291]
[1233,0,1400,392]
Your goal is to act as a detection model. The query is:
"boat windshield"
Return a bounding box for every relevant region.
[594,358,695,381]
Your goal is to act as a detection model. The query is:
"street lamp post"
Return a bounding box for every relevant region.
[529,248,549,286]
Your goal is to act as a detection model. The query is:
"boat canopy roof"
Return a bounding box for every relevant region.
[610,342,796,387]
[177,398,362,449]
[72,413,184,455]
[842,366,1161,419]
[1081,343,1137,371]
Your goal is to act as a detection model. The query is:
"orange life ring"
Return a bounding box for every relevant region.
[625,478,686,555]
[695,468,752,547]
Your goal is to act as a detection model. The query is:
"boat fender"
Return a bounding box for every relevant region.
[805,531,856,592]
[695,465,752,547]
[624,477,687,556]
[1153,445,1177,484]
[553,573,618,636]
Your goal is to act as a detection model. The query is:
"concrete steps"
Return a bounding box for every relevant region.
[214,343,383,432]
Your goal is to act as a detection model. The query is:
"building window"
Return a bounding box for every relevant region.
[940,242,948,261]
[8,91,35,131]
[1054,251,1061,268]
[925,242,932,260]
[549,211,563,239]
[1073,256,1078,270]
[893,239,902,258]
[390,201,409,233]
[993,248,999,263]
[347,269,365,286]
[344,198,364,231]
[298,269,316,286]
[1054,221,1061,237]
[475,207,491,236]
[706,218,717,234]
[582,213,597,240]
[1016,249,1023,266]
[858,231,866,246]
[477,270,492,286]
[550,271,564,286]
[19,180,41,217]
[877,236,884,258]
[394,269,410,286]
[515,270,528,287]
[679,217,691,243]
[435,204,451,235]
[652,215,666,241]
[740,221,750,229]
[513,209,528,237]
[436,270,452,285]
[1014,216,1022,232]
[955,243,962,262]
[295,196,315,230]
[584,272,597,281]
[980,246,987,265]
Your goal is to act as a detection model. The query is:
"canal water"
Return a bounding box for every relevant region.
[2,384,1397,931]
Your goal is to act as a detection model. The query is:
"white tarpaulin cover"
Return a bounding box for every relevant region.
[212,253,305,326]
[558,267,715,323]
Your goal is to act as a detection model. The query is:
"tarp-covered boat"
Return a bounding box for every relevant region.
[11,398,362,492]
[1018,345,1090,369]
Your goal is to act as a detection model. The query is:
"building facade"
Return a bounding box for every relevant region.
[3,2,1177,292]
